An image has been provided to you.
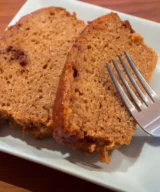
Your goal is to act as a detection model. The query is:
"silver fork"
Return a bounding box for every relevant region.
[106,51,160,137]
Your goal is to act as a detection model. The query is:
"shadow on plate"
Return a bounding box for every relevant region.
[0,124,160,173]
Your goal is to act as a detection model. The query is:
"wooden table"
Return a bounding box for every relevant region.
[0,0,159,191]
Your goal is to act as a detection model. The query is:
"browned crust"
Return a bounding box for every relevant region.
[53,54,96,150]
[0,7,85,139]
[53,12,158,163]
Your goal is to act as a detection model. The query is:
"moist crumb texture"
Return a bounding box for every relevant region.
[53,13,158,163]
[0,7,85,138]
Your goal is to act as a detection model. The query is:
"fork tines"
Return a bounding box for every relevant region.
[106,51,158,113]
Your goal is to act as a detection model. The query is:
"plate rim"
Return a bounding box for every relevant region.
[0,1,160,192]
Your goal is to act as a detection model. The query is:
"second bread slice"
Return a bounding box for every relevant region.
[53,13,158,163]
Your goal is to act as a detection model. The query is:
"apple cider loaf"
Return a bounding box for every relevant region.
[0,7,85,138]
[53,13,158,163]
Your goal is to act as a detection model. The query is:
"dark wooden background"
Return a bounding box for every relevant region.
[0,0,159,191]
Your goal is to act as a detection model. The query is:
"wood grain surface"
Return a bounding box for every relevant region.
[0,0,159,191]
[81,0,160,22]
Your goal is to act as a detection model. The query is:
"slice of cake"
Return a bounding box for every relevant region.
[53,13,158,163]
[0,7,85,138]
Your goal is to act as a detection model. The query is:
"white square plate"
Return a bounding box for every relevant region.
[0,0,160,191]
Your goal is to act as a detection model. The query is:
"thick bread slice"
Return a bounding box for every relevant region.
[0,7,85,138]
[53,13,158,163]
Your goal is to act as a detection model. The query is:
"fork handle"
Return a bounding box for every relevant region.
[143,117,160,137]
